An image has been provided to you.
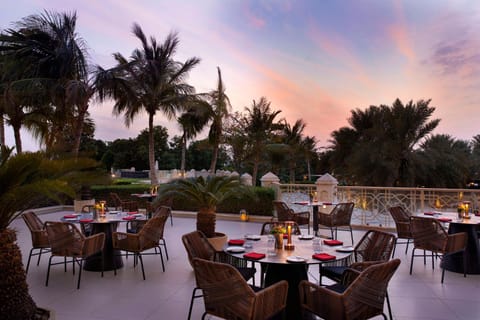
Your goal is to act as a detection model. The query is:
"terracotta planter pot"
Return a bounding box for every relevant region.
[207,232,228,251]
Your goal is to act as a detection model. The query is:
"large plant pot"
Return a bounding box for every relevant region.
[207,232,228,251]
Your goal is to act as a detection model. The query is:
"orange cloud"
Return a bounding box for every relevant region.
[388,0,416,63]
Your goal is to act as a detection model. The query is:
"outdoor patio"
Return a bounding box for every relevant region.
[12,209,480,320]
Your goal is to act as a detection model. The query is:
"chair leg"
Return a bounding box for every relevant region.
[409,248,415,275]
[138,254,146,280]
[45,256,53,286]
[26,248,34,274]
[161,239,169,260]
[157,246,165,272]
[36,248,44,266]
[392,239,397,258]
[188,287,203,320]
[441,266,445,283]
[405,238,410,254]
[463,251,467,278]
[77,258,83,289]
[349,226,354,245]
[169,212,173,226]
[386,291,393,320]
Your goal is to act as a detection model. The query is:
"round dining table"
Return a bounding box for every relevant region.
[225,234,352,319]
[62,212,146,272]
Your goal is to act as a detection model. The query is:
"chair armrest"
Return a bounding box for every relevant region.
[253,280,288,319]
[83,232,105,256]
[446,232,467,253]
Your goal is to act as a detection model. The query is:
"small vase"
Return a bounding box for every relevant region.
[274,234,283,249]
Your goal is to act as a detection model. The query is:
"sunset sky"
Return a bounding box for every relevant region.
[2,0,480,151]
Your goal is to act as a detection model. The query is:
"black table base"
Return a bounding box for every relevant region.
[265,263,309,320]
[442,223,480,274]
[84,222,123,272]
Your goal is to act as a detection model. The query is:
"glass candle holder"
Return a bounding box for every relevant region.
[284,221,295,250]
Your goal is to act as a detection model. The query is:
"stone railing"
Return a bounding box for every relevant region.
[273,183,480,228]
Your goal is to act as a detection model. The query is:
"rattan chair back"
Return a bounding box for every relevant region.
[321,202,354,226]
[192,258,288,320]
[354,229,396,263]
[22,211,49,248]
[389,206,413,239]
[182,231,215,267]
[45,221,85,256]
[410,216,450,252]
[300,259,400,320]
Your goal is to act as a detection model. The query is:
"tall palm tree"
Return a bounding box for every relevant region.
[206,67,231,174]
[282,119,306,182]
[177,106,210,175]
[0,10,90,155]
[95,24,200,185]
[244,97,282,185]
[300,135,318,181]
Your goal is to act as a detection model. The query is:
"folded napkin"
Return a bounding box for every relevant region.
[228,239,245,246]
[437,217,452,222]
[79,219,93,223]
[283,234,289,239]
[312,253,336,261]
[127,211,138,215]
[323,239,343,246]
[122,216,135,221]
[243,252,266,260]
[63,214,77,219]
[323,202,333,205]
[296,201,309,205]
[424,212,435,216]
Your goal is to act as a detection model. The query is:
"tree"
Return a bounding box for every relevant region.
[95,24,200,185]
[243,97,282,185]
[281,119,306,182]
[0,11,90,155]
[206,67,231,174]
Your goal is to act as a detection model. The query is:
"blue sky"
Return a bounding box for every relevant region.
[2,0,480,151]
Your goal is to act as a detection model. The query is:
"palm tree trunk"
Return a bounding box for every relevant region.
[0,113,5,146]
[252,156,260,187]
[197,208,216,238]
[12,124,22,153]
[181,134,187,176]
[209,143,219,175]
[0,229,37,319]
[148,114,158,185]
[72,103,88,159]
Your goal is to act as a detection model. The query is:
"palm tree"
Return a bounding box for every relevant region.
[95,24,200,185]
[157,176,253,238]
[177,106,210,175]
[0,146,103,318]
[206,67,231,174]
[300,135,318,181]
[0,10,90,155]
[244,97,282,185]
[282,119,306,182]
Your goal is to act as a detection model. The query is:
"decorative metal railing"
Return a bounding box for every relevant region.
[274,183,480,228]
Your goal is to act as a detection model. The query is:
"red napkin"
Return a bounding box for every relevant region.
[243,252,266,260]
[79,219,93,223]
[127,211,138,215]
[323,239,343,246]
[296,201,309,205]
[122,216,135,221]
[283,234,289,239]
[312,253,336,261]
[323,202,332,205]
[437,217,452,222]
[63,214,77,219]
[228,239,245,246]
[424,212,435,216]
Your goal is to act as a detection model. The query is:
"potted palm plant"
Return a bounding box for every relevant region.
[0,146,106,319]
[157,175,254,249]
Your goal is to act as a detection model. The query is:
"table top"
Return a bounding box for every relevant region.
[294,201,337,207]
[419,211,480,225]
[224,235,352,265]
[61,212,146,224]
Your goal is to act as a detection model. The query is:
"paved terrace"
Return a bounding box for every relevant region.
[11,208,480,320]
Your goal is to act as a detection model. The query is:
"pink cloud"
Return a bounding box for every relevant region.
[387,0,416,63]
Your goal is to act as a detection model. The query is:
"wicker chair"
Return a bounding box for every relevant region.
[320,229,396,285]
[148,196,174,225]
[300,259,401,320]
[21,211,51,274]
[317,202,354,245]
[126,206,170,260]
[409,216,467,283]
[112,214,168,280]
[109,192,138,211]
[192,258,288,320]
[182,231,257,320]
[272,200,310,234]
[44,221,105,289]
[388,206,414,256]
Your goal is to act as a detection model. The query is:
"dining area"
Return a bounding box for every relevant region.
[11,207,480,319]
